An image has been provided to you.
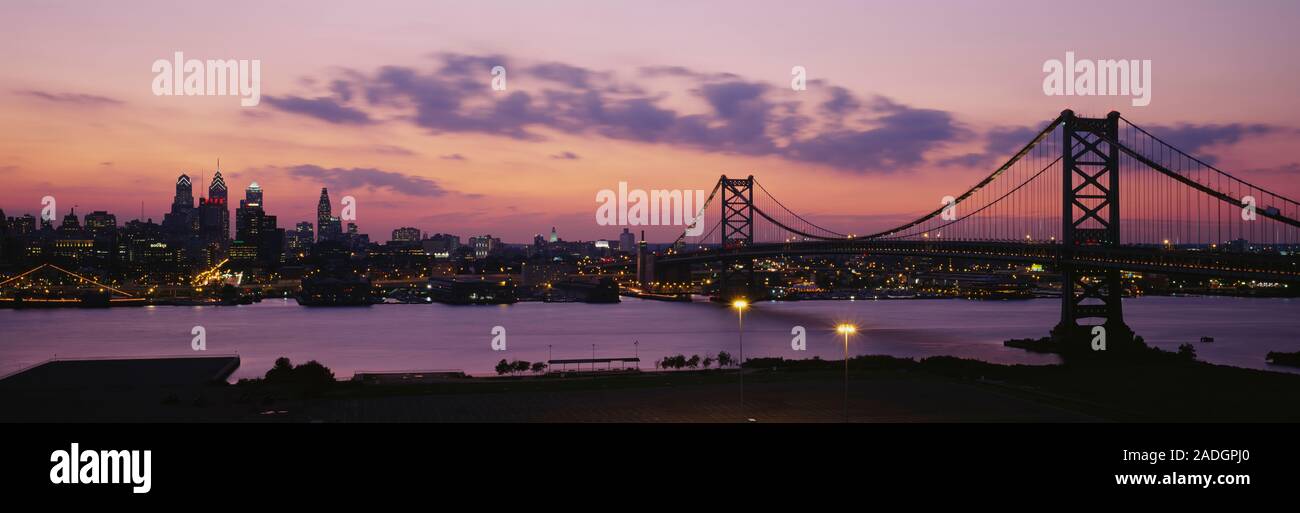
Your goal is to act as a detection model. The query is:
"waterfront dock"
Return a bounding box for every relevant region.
[0,355,240,389]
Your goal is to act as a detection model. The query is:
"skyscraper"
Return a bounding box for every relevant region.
[235,182,265,261]
[163,173,197,241]
[208,168,229,241]
[245,181,263,207]
[232,181,283,267]
[236,182,264,241]
[173,174,193,210]
[317,188,334,242]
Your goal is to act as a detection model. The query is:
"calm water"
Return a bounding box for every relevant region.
[0,296,1296,380]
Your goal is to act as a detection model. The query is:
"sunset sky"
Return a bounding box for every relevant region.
[2,0,1298,242]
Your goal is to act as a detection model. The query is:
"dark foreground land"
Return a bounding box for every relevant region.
[3,354,1300,422]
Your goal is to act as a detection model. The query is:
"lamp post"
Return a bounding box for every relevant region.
[732,299,749,422]
[836,324,857,423]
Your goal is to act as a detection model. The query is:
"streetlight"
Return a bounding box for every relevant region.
[732,299,751,422]
[837,323,857,423]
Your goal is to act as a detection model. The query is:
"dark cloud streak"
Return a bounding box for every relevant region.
[17,90,122,106]
[275,164,450,197]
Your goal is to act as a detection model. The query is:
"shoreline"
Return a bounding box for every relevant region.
[5,352,1300,422]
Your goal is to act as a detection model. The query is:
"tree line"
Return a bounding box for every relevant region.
[655,351,735,371]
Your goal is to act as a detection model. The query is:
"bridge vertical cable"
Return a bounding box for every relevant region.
[1116,116,1300,249]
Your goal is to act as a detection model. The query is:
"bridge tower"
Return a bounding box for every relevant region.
[718,175,755,301]
[1052,110,1135,352]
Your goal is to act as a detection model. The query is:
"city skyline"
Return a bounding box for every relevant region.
[1,168,618,245]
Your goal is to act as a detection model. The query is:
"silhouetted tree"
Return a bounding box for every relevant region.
[262,357,334,393]
[266,357,294,382]
[717,351,734,368]
[513,360,531,374]
[1178,343,1197,361]
[702,356,714,369]
[687,354,700,369]
[531,361,547,373]
[495,358,512,375]
[294,360,335,387]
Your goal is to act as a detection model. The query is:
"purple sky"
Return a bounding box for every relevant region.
[2,0,1298,242]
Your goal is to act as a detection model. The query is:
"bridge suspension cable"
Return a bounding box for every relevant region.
[671,111,1300,251]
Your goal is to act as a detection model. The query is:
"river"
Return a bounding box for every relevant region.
[0,296,1295,380]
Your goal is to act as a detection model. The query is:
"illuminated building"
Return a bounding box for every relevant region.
[392,227,421,243]
[208,168,229,241]
[162,174,197,240]
[469,235,501,258]
[619,228,635,253]
[233,181,283,267]
[287,222,313,254]
[316,188,341,242]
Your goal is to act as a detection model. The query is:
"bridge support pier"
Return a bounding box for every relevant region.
[1052,110,1136,354]
[718,175,756,303]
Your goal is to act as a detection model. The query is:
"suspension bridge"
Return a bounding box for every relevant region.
[646,110,1300,350]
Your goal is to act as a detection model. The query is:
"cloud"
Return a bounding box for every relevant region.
[550,151,580,160]
[786,106,967,172]
[373,145,416,156]
[262,54,974,173]
[1147,123,1275,151]
[637,66,738,81]
[99,161,113,167]
[820,86,861,119]
[939,125,1038,168]
[1143,123,1278,164]
[440,153,467,161]
[529,62,599,89]
[16,90,122,106]
[1244,162,1300,174]
[274,164,450,197]
[262,95,373,124]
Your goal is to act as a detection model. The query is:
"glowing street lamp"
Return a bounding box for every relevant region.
[732,299,752,422]
[837,323,857,423]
